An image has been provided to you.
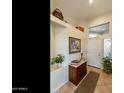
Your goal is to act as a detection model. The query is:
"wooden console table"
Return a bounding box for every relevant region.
[69,60,87,86]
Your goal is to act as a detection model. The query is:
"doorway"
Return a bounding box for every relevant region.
[87,23,110,68]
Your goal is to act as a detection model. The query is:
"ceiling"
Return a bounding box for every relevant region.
[89,23,109,34]
[56,0,112,20]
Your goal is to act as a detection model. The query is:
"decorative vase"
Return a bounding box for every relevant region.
[52,8,64,21]
[54,63,61,69]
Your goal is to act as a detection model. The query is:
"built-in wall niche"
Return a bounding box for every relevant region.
[50,15,69,67]
[50,14,85,68]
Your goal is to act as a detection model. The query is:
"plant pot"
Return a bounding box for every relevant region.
[58,63,62,68]
[54,63,57,69]
[54,63,62,69]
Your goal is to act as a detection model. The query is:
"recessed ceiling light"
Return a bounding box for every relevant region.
[89,0,93,4]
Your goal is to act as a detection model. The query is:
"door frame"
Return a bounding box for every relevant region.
[87,37,104,69]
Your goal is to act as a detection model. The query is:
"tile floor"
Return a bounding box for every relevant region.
[55,66,112,93]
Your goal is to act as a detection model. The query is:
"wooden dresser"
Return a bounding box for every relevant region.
[69,60,87,86]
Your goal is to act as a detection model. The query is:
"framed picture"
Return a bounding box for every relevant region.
[69,37,81,54]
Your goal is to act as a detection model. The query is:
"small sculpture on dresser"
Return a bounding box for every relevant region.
[80,53,83,61]
[71,53,83,65]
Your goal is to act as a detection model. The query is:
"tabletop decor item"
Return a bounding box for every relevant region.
[76,26,85,32]
[52,8,64,21]
[80,53,83,61]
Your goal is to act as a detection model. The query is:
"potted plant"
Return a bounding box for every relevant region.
[102,56,112,74]
[51,54,65,68]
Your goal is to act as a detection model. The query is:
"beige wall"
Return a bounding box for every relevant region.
[74,19,89,59]
[88,12,112,39]
[50,0,57,13]
[50,22,56,58]
[63,15,77,27]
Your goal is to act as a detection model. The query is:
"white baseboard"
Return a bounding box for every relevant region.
[51,80,68,93]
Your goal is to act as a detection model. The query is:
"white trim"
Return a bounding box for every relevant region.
[50,14,80,31]
[51,80,68,93]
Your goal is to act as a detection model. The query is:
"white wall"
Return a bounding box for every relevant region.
[51,66,68,93]
[50,22,56,58]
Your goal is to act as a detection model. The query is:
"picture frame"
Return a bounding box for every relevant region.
[69,37,81,54]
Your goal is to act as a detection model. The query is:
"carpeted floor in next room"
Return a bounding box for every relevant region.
[55,66,112,93]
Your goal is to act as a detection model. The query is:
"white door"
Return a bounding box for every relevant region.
[87,38,103,68]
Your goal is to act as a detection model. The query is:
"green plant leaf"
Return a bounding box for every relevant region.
[51,54,64,64]
[102,56,112,74]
